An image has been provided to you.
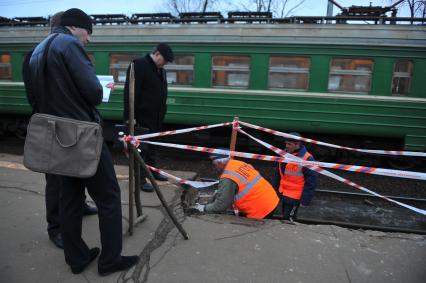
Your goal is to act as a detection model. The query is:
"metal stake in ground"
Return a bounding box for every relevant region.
[128,62,135,235]
[229,117,239,159]
[132,146,189,240]
[128,62,146,235]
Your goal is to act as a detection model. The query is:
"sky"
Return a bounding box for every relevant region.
[0,0,411,19]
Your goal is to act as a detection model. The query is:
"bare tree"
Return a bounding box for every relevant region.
[166,0,218,15]
[390,0,426,17]
[230,0,306,17]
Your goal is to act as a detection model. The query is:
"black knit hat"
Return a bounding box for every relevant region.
[60,8,92,34]
[286,132,302,143]
[156,43,174,62]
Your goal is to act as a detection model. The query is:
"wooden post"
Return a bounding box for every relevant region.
[229,117,239,159]
[135,162,142,216]
[128,63,135,235]
[132,147,188,240]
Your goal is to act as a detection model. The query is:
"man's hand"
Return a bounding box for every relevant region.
[106,82,115,92]
[186,203,205,214]
[193,203,205,212]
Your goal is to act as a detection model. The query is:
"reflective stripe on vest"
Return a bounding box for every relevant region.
[279,152,311,179]
[234,174,261,202]
[283,167,304,176]
[223,169,249,185]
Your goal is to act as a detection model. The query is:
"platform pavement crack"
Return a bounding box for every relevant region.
[0,185,44,196]
[82,273,91,283]
[330,226,353,283]
[213,222,282,241]
[150,230,180,271]
[118,190,186,283]
[345,268,353,283]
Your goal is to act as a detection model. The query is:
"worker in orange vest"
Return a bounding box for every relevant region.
[191,151,279,219]
[272,132,318,222]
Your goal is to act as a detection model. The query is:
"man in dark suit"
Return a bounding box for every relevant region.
[27,8,138,275]
[123,43,174,192]
[22,10,97,250]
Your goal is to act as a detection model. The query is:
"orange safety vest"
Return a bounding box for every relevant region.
[278,152,312,200]
[221,159,279,219]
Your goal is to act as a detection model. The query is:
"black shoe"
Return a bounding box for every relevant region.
[140,182,154,192]
[151,170,168,181]
[49,233,63,249]
[98,255,140,276]
[83,202,98,216]
[71,247,100,274]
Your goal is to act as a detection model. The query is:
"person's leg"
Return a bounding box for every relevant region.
[281,196,300,221]
[145,143,167,181]
[144,143,156,166]
[60,175,91,271]
[45,173,61,238]
[138,151,154,192]
[281,202,293,220]
[85,143,123,270]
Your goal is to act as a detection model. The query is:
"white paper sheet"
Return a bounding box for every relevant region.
[97,75,114,102]
[185,180,219,189]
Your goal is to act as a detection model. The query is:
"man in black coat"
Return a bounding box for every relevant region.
[28,8,138,275]
[22,11,98,251]
[123,43,174,192]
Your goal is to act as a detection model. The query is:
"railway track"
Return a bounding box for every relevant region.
[184,187,426,235]
[295,189,426,235]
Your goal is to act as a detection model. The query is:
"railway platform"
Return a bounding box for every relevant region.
[0,152,425,283]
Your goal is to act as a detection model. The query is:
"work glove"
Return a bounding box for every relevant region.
[193,203,205,212]
[186,203,205,214]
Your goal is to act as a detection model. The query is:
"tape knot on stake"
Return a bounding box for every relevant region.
[123,135,140,148]
[232,120,240,130]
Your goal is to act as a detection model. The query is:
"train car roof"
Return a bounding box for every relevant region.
[0,24,425,47]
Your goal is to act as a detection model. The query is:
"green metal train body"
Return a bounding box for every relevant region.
[0,23,425,152]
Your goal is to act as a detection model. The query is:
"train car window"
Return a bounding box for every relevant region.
[392,60,413,96]
[164,55,194,86]
[109,53,139,83]
[0,53,12,81]
[328,58,373,93]
[268,56,310,90]
[212,56,250,88]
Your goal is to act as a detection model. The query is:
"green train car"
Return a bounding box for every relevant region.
[0,21,425,154]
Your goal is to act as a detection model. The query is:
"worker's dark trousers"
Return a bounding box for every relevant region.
[60,143,123,271]
[281,196,300,221]
[45,173,61,237]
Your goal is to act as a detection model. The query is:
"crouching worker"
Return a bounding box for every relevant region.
[272,132,318,222]
[190,151,279,219]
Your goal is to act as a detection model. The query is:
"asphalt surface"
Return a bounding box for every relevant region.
[0,152,425,283]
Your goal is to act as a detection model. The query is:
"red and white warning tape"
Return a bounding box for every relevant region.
[239,121,426,157]
[121,120,426,215]
[142,140,426,181]
[148,165,218,189]
[238,128,426,216]
[141,140,426,216]
[131,122,232,140]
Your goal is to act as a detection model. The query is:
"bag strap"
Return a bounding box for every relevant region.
[33,33,59,111]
